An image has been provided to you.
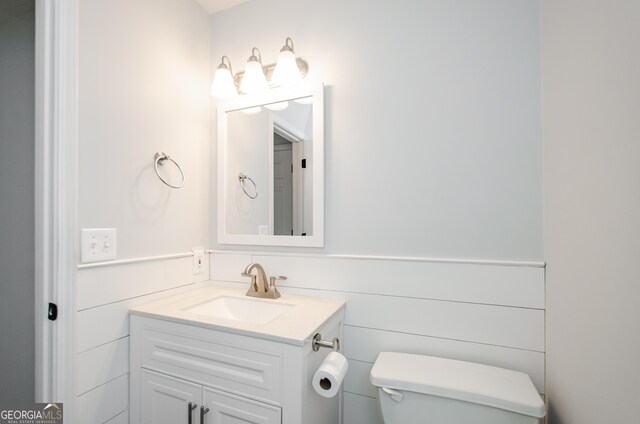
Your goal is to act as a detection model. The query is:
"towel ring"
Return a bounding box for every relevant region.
[239,173,258,199]
[154,152,185,189]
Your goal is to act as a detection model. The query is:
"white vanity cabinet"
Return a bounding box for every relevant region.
[140,370,201,424]
[141,369,281,424]
[129,291,344,424]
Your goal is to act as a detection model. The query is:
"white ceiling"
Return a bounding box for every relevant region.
[195,0,251,14]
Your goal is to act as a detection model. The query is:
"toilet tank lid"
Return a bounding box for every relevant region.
[370,352,545,418]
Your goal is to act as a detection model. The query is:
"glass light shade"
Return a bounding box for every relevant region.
[272,50,302,87]
[264,101,289,111]
[210,66,238,100]
[239,60,269,94]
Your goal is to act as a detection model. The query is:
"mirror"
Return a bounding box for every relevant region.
[217,84,324,247]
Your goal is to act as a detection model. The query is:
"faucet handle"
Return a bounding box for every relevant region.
[269,275,287,286]
[267,276,286,299]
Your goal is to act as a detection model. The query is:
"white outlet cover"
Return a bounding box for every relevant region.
[81,228,117,263]
[193,249,205,275]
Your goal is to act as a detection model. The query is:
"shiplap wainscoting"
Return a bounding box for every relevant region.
[73,251,543,424]
[209,251,545,424]
[74,254,209,423]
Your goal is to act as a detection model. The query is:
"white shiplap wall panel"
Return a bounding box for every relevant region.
[77,300,132,353]
[76,282,208,353]
[209,251,546,412]
[205,280,546,394]
[77,261,164,310]
[75,254,201,424]
[344,326,545,393]
[209,251,252,282]
[76,338,129,395]
[75,251,543,424]
[104,410,129,424]
[77,256,194,310]
[166,256,196,288]
[76,374,128,424]
[343,392,384,424]
[205,279,326,298]
[251,254,544,308]
[344,359,378,398]
[338,291,544,351]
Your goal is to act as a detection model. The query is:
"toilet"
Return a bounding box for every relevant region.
[370,352,546,424]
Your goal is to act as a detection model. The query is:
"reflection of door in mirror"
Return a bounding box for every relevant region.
[270,102,313,236]
[273,134,294,235]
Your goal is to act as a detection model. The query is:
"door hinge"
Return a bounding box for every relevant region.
[48,303,58,321]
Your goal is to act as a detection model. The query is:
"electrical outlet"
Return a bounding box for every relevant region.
[81,228,117,263]
[193,248,205,275]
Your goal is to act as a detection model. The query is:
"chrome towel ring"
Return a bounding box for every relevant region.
[239,173,258,199]
[154,152,185,189]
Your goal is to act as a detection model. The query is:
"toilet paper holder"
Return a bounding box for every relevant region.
[312,333,340,352]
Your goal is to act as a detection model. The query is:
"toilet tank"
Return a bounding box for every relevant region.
[370,352,545,424]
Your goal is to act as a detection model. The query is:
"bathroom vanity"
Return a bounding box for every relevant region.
[129,287,345,424]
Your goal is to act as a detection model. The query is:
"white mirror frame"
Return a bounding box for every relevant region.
[217,82,324,247]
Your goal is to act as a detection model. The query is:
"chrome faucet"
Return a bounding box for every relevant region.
[241,263,286,299]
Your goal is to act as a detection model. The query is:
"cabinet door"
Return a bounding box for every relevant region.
[141,369,202,424]
[202,387,281,424]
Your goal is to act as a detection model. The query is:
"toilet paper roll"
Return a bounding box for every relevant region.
[312,351,349,398]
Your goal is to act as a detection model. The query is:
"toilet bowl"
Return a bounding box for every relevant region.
[370,352,546,424]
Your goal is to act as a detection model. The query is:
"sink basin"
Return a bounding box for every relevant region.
[183,296,294,325]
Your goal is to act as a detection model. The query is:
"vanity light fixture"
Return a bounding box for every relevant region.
[239,47,269,95]
[211,38,309,100]
[210,56,238,100]
[272,37,303,87]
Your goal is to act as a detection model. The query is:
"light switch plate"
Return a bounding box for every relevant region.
[81,228,117,263]
[193,248,205,275]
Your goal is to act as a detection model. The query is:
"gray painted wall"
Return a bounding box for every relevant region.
[78,0,211,260]
[210,0,543,261]
[543,1,640,422]
[0,0,35,402]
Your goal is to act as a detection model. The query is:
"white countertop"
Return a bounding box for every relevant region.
[129,286,345,346]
